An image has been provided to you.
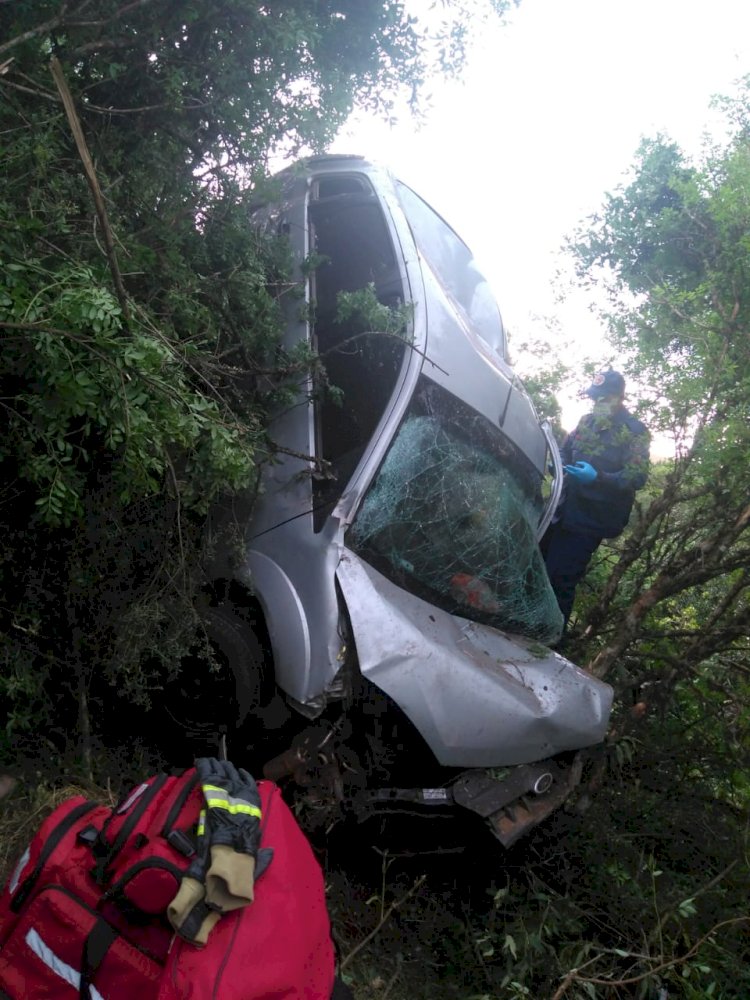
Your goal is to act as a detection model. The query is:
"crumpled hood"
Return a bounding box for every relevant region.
[336,549,613,767]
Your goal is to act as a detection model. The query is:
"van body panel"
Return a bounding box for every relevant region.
[238,523,344,705]
[336,550,612,766]
[411,259,547,474]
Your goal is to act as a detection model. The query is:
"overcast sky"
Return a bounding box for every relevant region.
[330,0,750,431]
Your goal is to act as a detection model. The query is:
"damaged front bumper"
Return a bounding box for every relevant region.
[351,755,583,849]
[263,721,585,849]
[263,552,610,849]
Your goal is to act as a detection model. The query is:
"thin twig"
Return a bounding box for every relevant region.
[49,56,130,327]
[66,0,156,29]
[648,860,740,949]
[339,875,427,971]
[165,453,187,592]
[550,955,602,1000]
[1,320,82,336]
[381,956,404,1000]
[553,916,750,997]
[0,76,60,102]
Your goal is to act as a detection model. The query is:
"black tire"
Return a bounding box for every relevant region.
[200,605,268,725]
[163,604,281,759]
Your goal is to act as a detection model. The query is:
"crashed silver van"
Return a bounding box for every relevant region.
[206,155,612,846]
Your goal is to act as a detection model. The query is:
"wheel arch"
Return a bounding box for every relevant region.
[229,554,314,703]
[204,578,274,652]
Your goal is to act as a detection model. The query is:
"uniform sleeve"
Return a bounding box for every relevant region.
[599,425,650,492]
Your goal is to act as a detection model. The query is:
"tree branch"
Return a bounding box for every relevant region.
[49,56,130,326]
[65,0,156,28]
[553,916,749,997]
[0,6,69,58]
[0,76,60,102]
[589,539,750,679]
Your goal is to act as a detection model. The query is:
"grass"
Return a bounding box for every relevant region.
[4,756,748,999]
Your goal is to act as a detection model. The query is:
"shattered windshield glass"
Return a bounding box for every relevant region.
[348,382,563,644]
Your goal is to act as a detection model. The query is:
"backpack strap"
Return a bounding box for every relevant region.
[160,772,200,858]
[11,801,99,914]
[79,918,117,1000]
[92,773,171,883]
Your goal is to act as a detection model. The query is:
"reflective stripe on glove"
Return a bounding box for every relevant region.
[563,461,597,483]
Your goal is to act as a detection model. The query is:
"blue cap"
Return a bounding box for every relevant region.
[584,370,625,399]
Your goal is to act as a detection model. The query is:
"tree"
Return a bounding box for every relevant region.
[569,82,750,672]
[407,103,750,995]
[566,80,750,937]
[0,0,512,758]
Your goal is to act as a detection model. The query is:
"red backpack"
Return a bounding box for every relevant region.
[0,767,337,999]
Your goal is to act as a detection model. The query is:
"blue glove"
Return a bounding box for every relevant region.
[563,461,597,483]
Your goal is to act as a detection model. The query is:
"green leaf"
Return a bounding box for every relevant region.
[678,897,697,918]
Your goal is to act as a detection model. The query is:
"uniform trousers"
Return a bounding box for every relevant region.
[540,522,603,627]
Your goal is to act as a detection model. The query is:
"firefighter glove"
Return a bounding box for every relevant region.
[196,757,263,912]
[563,461,597,483]
[167,810,221,946]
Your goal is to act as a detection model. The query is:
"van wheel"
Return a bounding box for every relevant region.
[200,606,267,724]
[164,604,285,758]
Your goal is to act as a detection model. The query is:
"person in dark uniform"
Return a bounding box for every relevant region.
[541,370,650,629]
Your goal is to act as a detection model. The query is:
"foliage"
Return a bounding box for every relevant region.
[329,774,750,999]
[0,0,506,752]
[518,75,750,996]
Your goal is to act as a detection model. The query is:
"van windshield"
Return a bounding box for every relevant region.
[348,382,563,644]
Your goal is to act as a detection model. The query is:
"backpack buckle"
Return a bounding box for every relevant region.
[166,828,196,858]
[76,825,99,847]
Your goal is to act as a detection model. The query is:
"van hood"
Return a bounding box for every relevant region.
[336,549,612,767]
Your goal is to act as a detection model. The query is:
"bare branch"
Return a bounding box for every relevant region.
[49,56,130,326]
[65,0,156,29]
[0,6,69,58]
[0,0,155,57]
[0,75,59,102]
[0,320,86,337]
[553,916,749,997]
[70,37,140,56]
[589,537,750,679]
[340,875,427,972]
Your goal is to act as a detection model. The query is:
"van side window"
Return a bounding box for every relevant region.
[395,181,506,360]
[310,177,407,528]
